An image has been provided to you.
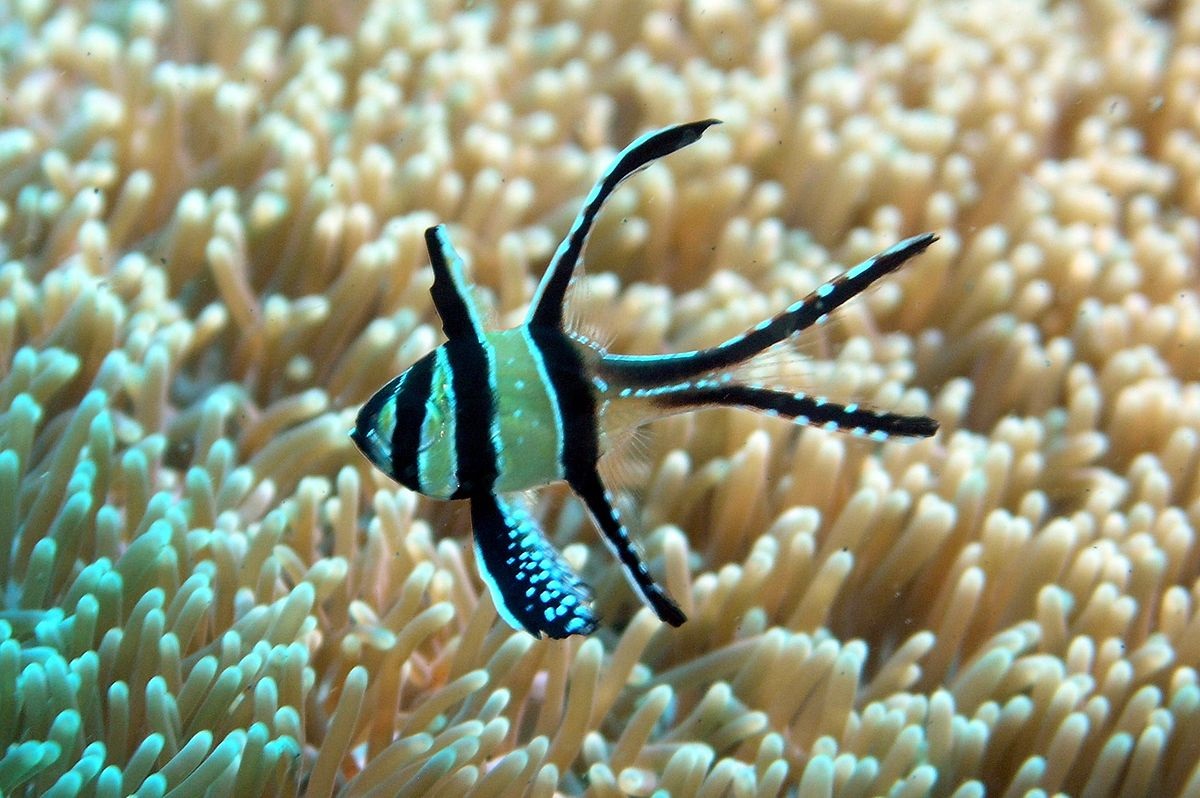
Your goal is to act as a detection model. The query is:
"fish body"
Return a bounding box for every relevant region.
[352,120,939,638]
[355,328,572,500]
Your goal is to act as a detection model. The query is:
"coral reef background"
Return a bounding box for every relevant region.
[1,0,1198,795]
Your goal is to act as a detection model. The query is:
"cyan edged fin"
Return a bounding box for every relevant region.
[426,224,486,342]
[528,119,721,330]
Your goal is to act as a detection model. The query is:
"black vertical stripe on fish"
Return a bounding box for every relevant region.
[528,119,721,331]
[597,233,939,387]
[424,223,501,498]
[470,490,597,639]
[525,327,598,468]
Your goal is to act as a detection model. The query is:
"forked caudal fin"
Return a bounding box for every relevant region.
[646,384,939,440]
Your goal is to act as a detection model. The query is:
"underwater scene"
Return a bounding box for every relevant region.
[0,0,1197,795]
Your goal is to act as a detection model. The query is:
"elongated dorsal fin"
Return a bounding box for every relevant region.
[426,224,486,342]
[528,119,721,331]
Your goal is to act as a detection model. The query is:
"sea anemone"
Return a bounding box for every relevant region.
[1,0,1198,795]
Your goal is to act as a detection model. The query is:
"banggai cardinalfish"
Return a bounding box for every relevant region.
[352,119,939,638]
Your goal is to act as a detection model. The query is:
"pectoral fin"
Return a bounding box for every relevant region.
[470,491,598,639]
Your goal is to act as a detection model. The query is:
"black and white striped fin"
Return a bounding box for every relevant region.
[649,384,938,439]
[470,491,598,639]
[567,468,686,627]
[426,225,486,342]
[425,226,505,497]
[528,119,721,331]
[598,233,938,387]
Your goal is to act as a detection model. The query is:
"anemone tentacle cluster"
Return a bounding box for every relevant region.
[1,0,1198,795]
